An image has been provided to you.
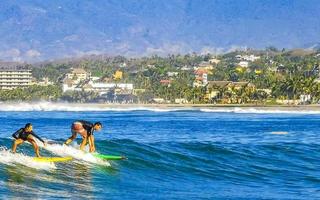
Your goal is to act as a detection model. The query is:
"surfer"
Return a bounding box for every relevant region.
[64,120,102,152]
[12,123,46,157]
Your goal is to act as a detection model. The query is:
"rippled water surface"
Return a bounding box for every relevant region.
[0,107,320,199]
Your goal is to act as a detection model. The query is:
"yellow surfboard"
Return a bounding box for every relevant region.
[33,157,73,162]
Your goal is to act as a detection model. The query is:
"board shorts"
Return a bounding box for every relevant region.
[71,122,87,136]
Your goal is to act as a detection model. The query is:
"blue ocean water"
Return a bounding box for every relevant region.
[0,107,320,199]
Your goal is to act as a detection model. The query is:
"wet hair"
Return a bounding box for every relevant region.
[25,123,32,129]
[94,122,102,127]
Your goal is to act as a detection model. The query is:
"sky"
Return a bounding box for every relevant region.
[0,0,319,62]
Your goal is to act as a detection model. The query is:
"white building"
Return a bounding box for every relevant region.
[66,68,90,84]
[62,68,134,95]
[180,65,193,71]
[62,79,79,92]
[202,73,208,85]
[32,77,53,86]
[0,63,32,89]
[238,61,249,68]
[63,79,134,95]
[236,55,260,62]
[209,58,221,64]
[63,68,92,92]
[193,68,209,87]
[91,76,100,81]
[167,72,179,77]
[84,82,133,94]
[235,55,243,60]
[175,98,188,104]
[300,94,311,103]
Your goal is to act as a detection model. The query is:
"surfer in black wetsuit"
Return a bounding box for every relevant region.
[64,120,102,152]
[12,123,46,157]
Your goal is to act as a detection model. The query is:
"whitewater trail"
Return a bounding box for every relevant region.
[39,143,111,166]
[0,147,56,170]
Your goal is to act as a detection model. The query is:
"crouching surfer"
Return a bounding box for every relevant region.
[64,120,102,152]
[12,123,46,157]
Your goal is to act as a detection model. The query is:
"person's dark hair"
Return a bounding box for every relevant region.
[25,123,32,129]
[94,122,102,127]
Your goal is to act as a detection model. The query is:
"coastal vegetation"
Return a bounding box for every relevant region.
[5,48,320,104]
[0,85,62,101]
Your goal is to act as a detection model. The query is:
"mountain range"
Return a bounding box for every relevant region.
[0,0,319,62]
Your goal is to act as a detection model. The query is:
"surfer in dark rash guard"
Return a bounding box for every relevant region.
[12,123,46,157]
[64,120,102,152]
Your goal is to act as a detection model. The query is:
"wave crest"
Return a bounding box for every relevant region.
[0,102,184,112]
[200,107,320,114]
[0,147,56,170]
[0,102,318,114]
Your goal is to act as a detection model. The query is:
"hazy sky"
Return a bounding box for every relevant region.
[0,0,319,61]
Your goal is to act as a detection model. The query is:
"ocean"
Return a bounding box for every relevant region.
[0,103,319,199]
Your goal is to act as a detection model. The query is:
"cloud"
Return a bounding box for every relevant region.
[227,45,248,52]
[128,26,145,34]
[25,49,41,58]
[63,34,79,42]
[23,6,47,14]
[0,48,22,62]
[200,46,225,55]
[144,42,192,56]
[73,49,106,57]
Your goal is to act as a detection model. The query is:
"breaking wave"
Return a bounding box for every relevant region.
[40,143,110,166]
[0,102,185,112]
[200,107,320,114]
[0,102,318,114]
[0,147,56,170]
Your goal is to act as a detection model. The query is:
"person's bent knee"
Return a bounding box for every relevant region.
[33,142,39,149]
[14,139,23,145]
[29,140,37,146]
[32,143,39,151]
[33,143,39,149]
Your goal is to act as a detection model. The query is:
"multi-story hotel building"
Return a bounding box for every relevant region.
[0,63,32,89]
[66,68,90,82]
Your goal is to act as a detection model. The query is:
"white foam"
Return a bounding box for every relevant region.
[200,107,320,114]
[200,108,235,113]
[271,131,289,135]
[0,102,184,112]
[0,102,318,114]
[0,147,56,170]
[41,143,110,166]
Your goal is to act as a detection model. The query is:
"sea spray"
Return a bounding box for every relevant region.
[41,143,110,166]
[0,102,185,112]
[200,107,320,114]
[0,147,56,170]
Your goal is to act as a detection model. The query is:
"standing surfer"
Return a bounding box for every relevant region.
[12,123,46,157]
[64,120,102,152]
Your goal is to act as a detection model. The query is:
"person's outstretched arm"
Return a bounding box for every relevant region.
[30,131,45,143]
[65,132,77,145]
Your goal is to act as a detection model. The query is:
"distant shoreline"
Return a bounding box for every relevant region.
[25,102,320,110]
[2,101,320,108]
[57,102,320,108]
[0,101,320,112]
